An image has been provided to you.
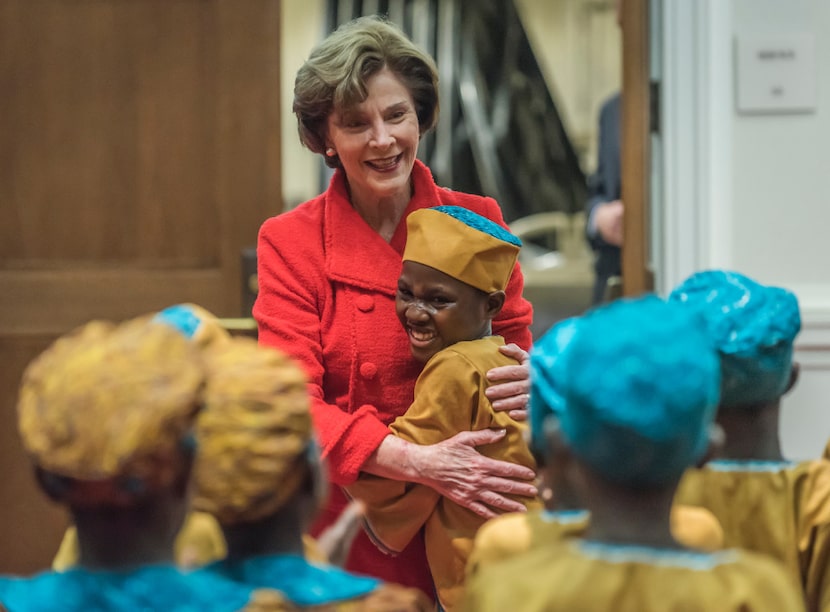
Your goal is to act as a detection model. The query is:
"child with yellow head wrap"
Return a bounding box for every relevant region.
[51,303,230,571]
[193,336,430,611]
[0,311,267,611]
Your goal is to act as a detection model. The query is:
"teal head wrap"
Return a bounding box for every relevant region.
[668,270,800,408]
[541,295,721,487]
[528,317,581,458]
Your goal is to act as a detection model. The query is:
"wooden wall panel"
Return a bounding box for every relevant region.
[620,0,653,296]
[0,335,70,574]
[0,0,281,574]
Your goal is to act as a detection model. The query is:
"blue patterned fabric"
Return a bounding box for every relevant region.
[207,554,380,607]
[668,270,801,407]
[528,316,581,456]
[0,564,256,611]
[153,304,202,339]
[543,295,721,486]
[433,205,522,246]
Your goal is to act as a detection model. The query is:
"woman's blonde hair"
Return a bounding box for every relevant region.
[293,15,439,168]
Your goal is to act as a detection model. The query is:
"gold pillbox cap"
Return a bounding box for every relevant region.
[403,206,521,293]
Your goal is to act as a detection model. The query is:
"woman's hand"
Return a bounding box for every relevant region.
[485,343,531,421]
[407,430,537,519]
[364,431,538,519]
[361,429,538,518]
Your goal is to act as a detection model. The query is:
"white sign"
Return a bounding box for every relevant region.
[735,33,816,114]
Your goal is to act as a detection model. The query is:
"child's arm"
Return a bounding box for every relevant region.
[347,349,485,553]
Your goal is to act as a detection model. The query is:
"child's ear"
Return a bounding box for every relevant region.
[697,423,725,467]
[784,362,800,395]
[486,291,506,318]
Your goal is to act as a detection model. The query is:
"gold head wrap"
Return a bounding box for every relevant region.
[403,206,521,293]
[192,337,312,525]
[17,315,204,506]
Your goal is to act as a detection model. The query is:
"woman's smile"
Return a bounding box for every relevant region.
[365,153,403,172]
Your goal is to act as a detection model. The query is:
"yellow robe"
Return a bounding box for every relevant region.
[466,504,724,578]
[463,539,805,612]
[346,337,541,611]
[675,459,830,612]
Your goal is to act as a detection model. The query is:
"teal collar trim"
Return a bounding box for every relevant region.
[541,509,590,524]
[575,541,739,570]
[215,554,380,607]
[706,459,796,472]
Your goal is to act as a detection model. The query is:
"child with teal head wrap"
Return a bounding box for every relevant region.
[527,316,581,461]
[465,294,805,612]
[670,270,830,612]
[668,269,800,408]
[532,294,721,488]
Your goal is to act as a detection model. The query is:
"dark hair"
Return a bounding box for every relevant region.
[293,15,440,169]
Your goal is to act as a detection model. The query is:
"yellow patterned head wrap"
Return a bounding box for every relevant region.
[192,337,312,525]
[17,315,204,507]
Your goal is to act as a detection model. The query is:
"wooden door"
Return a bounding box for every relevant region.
[620,0,653,296]
[0,0,281,573]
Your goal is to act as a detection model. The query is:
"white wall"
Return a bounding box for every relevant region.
[659,0,830,460]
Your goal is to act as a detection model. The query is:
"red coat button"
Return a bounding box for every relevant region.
[360,362,378,379]
[356,296,375,312]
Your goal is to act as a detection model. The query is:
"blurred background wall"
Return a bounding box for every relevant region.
[656,0,830,460]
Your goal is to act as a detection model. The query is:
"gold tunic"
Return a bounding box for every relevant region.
[466,503,723,578]
[675,459,830,611]
[346,337,541,611]
[463,539,805,612]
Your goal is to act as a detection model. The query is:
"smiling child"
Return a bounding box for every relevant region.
[345,205,541,611]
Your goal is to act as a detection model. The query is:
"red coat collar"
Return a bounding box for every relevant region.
[323,159,440,295]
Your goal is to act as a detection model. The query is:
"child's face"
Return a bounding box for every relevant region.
[396,261,494,363]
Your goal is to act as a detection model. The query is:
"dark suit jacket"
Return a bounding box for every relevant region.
[586,93,621,304]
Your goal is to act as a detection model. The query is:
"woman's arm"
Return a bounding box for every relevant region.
[362,432,537,519]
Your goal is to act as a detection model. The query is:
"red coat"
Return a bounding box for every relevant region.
[254,159,533,597]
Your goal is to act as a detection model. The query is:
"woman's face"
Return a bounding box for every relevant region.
[326,67,420,207]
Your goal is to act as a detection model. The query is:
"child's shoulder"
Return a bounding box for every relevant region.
[428,336,515,370]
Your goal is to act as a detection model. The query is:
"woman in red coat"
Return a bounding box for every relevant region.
[253,15,536,603]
